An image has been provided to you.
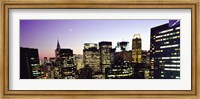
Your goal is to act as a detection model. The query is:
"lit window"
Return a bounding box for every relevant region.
[172,61,180,63]
[164,42,169,44]
[175,27,180,30]
[162,57,170,59]
[159,29,173,34]
[175,48,180,51]
[176,76,180,79]
[160,44,179,49]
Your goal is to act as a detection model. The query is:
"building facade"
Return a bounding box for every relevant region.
[73,54,84,71]
[54,40,76,79]
[20,47,41,79]
[83,43,100,73]
[132,34,142,63]
[150,20,180,79]
[99,41,112,73]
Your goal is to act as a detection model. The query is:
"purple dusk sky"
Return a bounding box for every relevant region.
[20,20,168,60]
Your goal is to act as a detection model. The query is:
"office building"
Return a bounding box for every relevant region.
[83,43,100,73]
[74,54,84,70]
[54,40,76,79]
[105,61,133,79]
[78,66,93,79]
[132,34,142,63]
[20,47,41,79]
[60,49,76,79]
[150,20,180,79]
[99,41,112,73]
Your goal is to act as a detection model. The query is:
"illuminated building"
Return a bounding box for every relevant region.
[83,43,100,73]
[78,66,93,79]
[20,47,41,79]
[84,43,98,49]
[60,49,76,79]
[54,40,76,79]
[150,20,180,79]
[49,57,56,64]
[92,72,104,79]
[54,40,62,79]
[105,61,133,79]
[132,50,151,79]
[142,50,151,66]
[115,41,129,52]
[73,54,84,71]
[99,41,112,73]
[41,57,49,79]
[112,41,132,63]
[42,63,54,79]
[132,34,142,63]
[106,42,133,79]
[44,57,48,64]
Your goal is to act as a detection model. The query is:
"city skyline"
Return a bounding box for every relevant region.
[20,20,168,60]
[20,20,180,79]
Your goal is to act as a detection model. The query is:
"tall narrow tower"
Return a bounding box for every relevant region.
[132,34,142,63]
[55,39,61,58]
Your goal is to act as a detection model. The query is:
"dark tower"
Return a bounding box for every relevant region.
[55,39,61,59]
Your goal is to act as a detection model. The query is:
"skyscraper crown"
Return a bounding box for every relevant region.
[133,34,141,39]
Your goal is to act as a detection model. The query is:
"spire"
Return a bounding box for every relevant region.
[56,38,61,50]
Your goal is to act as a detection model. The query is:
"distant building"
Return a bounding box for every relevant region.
[142,50,150,66]
[150,20,180,79]
[55,40,61,59]
[20,47,41,79]
[106,41,133,79]
[115,41,129,52]
[99,41,112,73]
[73,54,84,70]
[141,50,151,79]
[132,34,142,63]
[49,57,56,64]
[60,49,76,79]
[78,66,93,79]
[83,43,100,73]
[44,57,48,64]
[105,61,133,79]
[113,51,132,63]
[54,40,76,79]
[42,63,54,79]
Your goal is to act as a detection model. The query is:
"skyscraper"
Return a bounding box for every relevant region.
[54,40,76,79]
[54,40,62,79]
[73,54,84,71]
[99,41,112,73]
[20,47,41,79]
[150,20,180,79]
[60,49,76,79]
[55,39,61,59]
[132,34,142,63]
[83,43,100,73]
